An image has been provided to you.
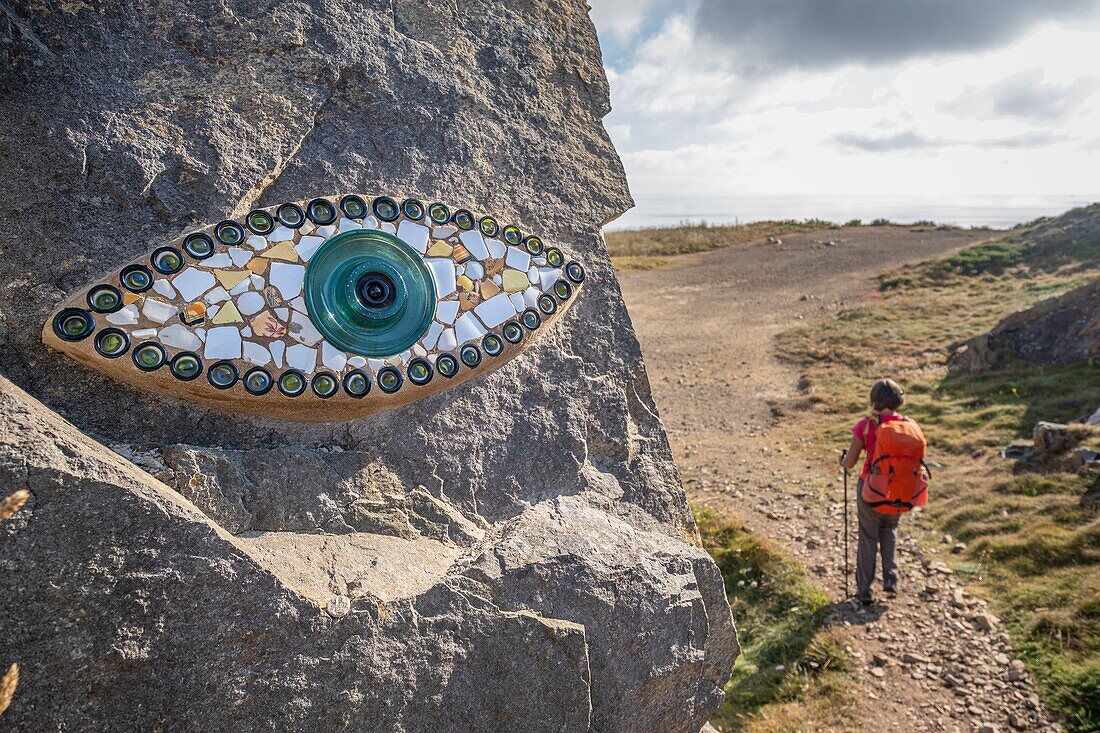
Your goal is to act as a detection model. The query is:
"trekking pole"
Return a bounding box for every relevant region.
[841,452,850,600]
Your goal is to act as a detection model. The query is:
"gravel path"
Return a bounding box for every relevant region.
[619,226,1062,733]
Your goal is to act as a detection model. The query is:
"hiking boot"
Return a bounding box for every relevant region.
[858,596,875,608]
[884,586,898,599]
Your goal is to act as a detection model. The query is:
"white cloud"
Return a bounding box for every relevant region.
[940,68,1099,121]
[590,3,1100,218]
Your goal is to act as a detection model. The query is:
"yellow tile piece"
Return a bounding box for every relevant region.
[246,258,269,275]
[479,280,501,299]
[211,300,243,325]
[181,302,206,326]
[502,270,529,293]
[457,275,474,292]
[123,292,143,305]
[426,240,453,257]
[260,242,299,261]
[214,269,250,289]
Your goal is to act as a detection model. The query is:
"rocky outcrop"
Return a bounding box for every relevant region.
[951,279,1100,372]
[0,1,736,730]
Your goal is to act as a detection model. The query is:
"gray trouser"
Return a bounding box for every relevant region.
[856,480,900,601]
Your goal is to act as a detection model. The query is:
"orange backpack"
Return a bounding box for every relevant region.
[860,416,930,515]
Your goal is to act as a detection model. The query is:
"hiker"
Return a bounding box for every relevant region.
[839,379,929,606]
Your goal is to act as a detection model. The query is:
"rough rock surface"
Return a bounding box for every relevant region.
[0,1,736,731]
[951,279,1099,372]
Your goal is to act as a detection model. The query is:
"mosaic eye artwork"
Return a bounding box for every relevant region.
[42,195,586,421]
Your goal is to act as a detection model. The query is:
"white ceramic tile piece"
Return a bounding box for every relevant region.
[296,235,325,262]
[229,247,253,267]
[204,325,242,360]
[289,296,308,313]
[274,307,290,320]
[397,350,411,364]
[362,215,379,230]
[425,258,457,298]
[268,226,295,243]
[397,220,430,254]
[347,356,366,368]
[380,222,396,235]
[509,292,526,312]
[237,291,265,316]
[173,268,216,302]
[241,326,252,337]
[505,246,531,271]
[285,343,317,373]
[249,274,265,289]
[455,311,488,344]
[527,266,539,285]
[152,279,176,299]
[523,286,541,309]
[298,220,314,235]
[421,321,444,350]
[321,341,347,371]
[337,217,362,233]
[204,253,231,268]
[315,224,336,238]
[132,328,157,338]
[229,278,252,296]
[367,358,386,371]
[289,310,323,345]
[412,343,427,357]
[243,341,271,366]
[492,274,502,286]
[269,339,285,368]
[474,293,516,328]
[247,234,270,250]
[106,304,139,326]
[486,237,506,258]
[533,256,547,266]
[206,304,220,320]
[459,229,490,259]
[436,299,460,324]
[158,323,201,350]
[142,299,178,324]
[196,327,207,342]
[432,225,457,238]
[538,267,561,291]
[436,327,457,351]
[465,261,484,280]
[204,286,231,304]
[270,262,305,301]
[455,264,464,277]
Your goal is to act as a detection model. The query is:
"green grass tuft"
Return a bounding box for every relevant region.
[694,508,855,731]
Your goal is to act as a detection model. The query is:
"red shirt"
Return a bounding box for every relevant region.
[853,413,904,477]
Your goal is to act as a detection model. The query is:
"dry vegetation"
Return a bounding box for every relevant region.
[0,489,27,718]
[774,213,1100,731]
[605,220,832,270]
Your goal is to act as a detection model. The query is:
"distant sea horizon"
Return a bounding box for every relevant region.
[604,194,1099,231]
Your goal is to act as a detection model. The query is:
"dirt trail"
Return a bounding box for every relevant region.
[620,226,1061,733]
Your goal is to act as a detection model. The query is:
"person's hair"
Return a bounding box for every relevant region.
[870,378,905,412]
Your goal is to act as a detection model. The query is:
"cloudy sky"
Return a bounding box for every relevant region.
[589,0,1100,227]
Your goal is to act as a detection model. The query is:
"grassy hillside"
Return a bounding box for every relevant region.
[775,205,1100,731]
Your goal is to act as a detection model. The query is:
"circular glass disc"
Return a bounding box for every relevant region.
[304,230,437,357]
